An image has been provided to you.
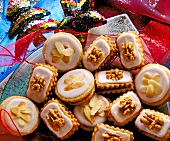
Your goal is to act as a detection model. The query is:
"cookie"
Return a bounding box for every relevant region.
[135,64,170,106]
[92,123,134,141]
[135,109,170,141]
[26,63,58,104]
[55,69,95,105]
[0,96,40,136]
[42,32,83,72]
[73,94,110,131]
[105,91,142,126]
[40,99,79,140]
[95,68,134,94]
[82,35,118,72]
[116,31,145,70]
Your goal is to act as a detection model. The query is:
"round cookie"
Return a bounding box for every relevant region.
[43,32,83,72]
[55,69,95,105]
[73,94,110,131]
[135,64,170,106]
[0,96,40,136]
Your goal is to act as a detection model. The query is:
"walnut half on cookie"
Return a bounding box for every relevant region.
[40,99,80,140]
[26,63,58,104]
[92,123,134,141]
[82,35,118,72]
[95,68,134,95]
[135,109,170,141]
[116,31,145,70]
[105,91,142,126]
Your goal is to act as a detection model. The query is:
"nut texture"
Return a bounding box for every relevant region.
[10,102,32,128]
[30,75,46,92]
[106,68,123,81]
[102,132,123,141]
[83,95,106,123]
[46,108,65,132]
[64,74,85,91]
[140,112,164,130]
[87,47,104,66]
[140,73,162,98]
[118,96,136,115]
[121,42,136,62]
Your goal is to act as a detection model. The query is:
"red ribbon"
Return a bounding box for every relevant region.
[0,109,23,140]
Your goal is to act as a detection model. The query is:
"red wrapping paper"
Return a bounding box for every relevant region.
[0,109,23,141]
[0,21,169,68]
[106,0,170,25]
[140,21,170,65]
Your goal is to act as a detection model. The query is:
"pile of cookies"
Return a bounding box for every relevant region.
[1,31,170,141]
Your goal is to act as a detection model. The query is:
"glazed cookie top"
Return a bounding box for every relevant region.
[82,36,112,72]
[73,94,109,127]
[26,66,53,103]
[43,32,83,72]
[96,69,133,84]
[110,91,142,123]
[135,109,170,138]
[56,69,94,99]
[94,124,131,141]
[2,97,39,134]
[135,64,170,104]
[40,102,73,138]
[116,32,142,69]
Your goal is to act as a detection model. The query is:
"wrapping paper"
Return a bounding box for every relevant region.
[0,20,169,68]
[106,0,170,25]
[0,109,23,141]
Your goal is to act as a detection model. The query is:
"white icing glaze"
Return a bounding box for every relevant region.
[56,69,93,98]
[82,38,111,71]
[44,33,82,71]
[40,102,73,138]
[94,125,130,141]
[111,91,141,123]
[73,95,109,127]
[135,65,169,103]
[4,98,39,133]
[135,109,170,138]
[26,66,53,103]
[117,32,142,68]
[97,70,132,84]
